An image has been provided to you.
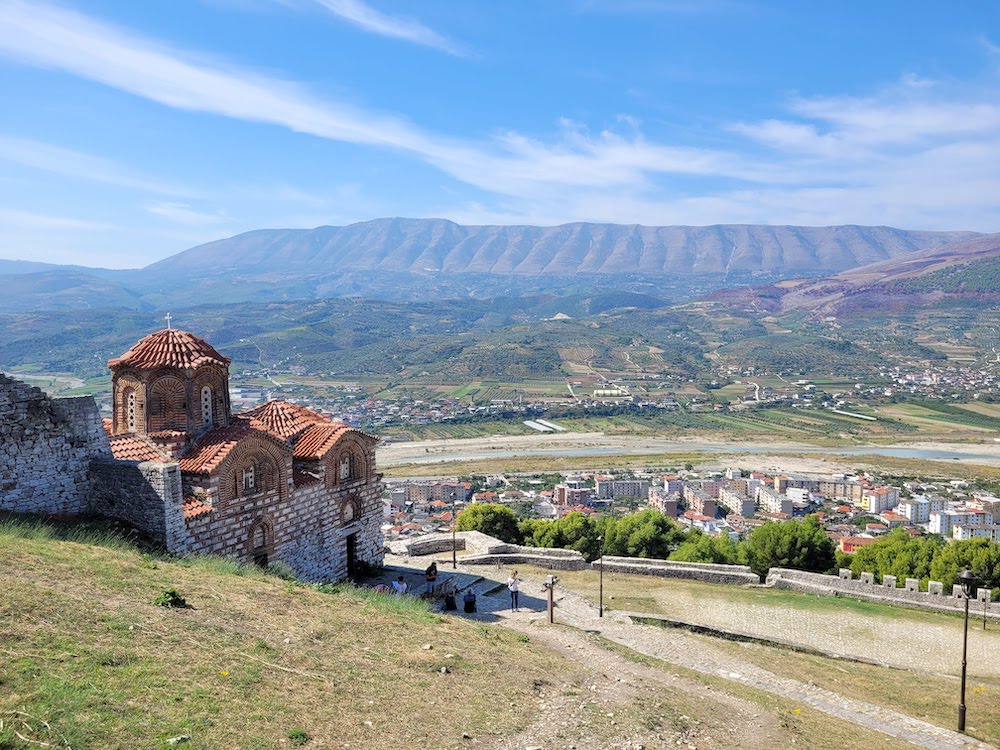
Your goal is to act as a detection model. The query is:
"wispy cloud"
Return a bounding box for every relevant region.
[305,0,465,56]
[0,1,751,198]
[0,134,200,197]
[0,208,116,231]
[144,201,229,225]
[1,2,999,235]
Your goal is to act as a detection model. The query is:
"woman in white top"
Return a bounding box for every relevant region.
[506,570,520,611]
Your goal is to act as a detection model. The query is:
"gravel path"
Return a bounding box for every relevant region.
[449,563,997,750]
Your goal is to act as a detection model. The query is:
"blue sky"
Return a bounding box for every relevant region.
[0,1,999,267]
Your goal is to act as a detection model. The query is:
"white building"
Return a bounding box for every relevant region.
[718,487,755,517]
[896,497,930,524]
[756,486,793,515]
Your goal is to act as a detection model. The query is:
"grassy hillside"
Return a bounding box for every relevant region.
[0,519,564,750]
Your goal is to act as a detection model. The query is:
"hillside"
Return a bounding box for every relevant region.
[0,518,565,749]
[148,219,977,277]
[763,232,1000,316]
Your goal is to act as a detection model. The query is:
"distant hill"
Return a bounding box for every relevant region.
[764,232,1000,316]
[0,220,984,314]
[146,218,978,277]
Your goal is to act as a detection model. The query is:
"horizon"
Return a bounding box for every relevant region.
[1,1,999,267]
[4,217,991,272]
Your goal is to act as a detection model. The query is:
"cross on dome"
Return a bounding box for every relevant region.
[165,312,173,330]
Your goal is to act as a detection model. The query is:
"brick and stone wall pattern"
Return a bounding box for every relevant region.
[0,376,110,515]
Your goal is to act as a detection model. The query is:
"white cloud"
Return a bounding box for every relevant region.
[144,202,229,225]
[0,208,116,231]
[306,0,465,56]
[0,134,201,197]
[1,1,999,241]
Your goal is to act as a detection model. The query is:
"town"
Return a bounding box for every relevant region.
[382,465,1000,553]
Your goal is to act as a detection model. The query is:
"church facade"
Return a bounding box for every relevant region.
[2,327,383,581]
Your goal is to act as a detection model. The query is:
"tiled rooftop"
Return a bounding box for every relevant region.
[179,425,284,474]
[182,495,213,519]
[292,423,352,459]
[108,434,169,463]
[238,400,330,440]
[108,328,231,371]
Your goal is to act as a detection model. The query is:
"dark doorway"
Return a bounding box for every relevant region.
[253,550,269,568]
[346,533,357,577]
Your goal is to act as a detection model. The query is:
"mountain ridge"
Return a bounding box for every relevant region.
[145,218,980,277]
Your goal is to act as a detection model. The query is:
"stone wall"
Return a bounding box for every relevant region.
[0,376,110,515]
[766,567,1000,622]
[596,556,760,585]
[390,530,518,557]
[89,460,182,540]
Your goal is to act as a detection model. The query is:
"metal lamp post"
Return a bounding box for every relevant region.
[597,534,604,618]
[452,499,458,569]
[957,568,978,733]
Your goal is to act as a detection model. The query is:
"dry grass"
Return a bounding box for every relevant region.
[0,528,572,750]
[381,451,712,477]
[711,640,1000,746]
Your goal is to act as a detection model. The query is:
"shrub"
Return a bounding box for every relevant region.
[152,588,188,608]
[287,728,309,746]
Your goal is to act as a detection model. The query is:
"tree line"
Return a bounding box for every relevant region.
[456,503,1000,595]
[456,504,835,580]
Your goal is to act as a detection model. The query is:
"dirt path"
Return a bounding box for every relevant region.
[452,565,996,750]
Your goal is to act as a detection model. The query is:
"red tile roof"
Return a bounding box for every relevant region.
[109,329,230,371]
[182,495,213,519]
[238,400,330,440]
[108,434,169,462]
[292,423,353,459]
[178,425,286,474]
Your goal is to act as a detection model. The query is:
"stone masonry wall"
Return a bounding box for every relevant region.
[596,556,760,585]
[183,474,384,582]
[89,460,182,540]
[766,567,1000,622]
[0,376,110,515]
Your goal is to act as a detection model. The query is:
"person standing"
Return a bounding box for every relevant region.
[506,570,521,611]
[425,561,438,596]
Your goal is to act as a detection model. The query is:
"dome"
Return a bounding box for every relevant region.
[108,329,231,371]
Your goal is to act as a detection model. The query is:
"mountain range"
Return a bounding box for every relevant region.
[0,219,982,313]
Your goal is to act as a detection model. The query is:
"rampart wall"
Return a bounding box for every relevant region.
[766,567,999,622]
[0,376,110,515]
[596,555,760,585]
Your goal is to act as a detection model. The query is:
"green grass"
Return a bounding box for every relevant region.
[0,517,571,750]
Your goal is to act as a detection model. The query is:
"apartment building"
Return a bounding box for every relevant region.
[755,485,793,515]
[684,485,718,517]
[648,487,679,517]
[718,487,755,517]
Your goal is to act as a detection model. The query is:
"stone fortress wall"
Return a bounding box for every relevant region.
[397,530,997,620]
[0,375,111,515]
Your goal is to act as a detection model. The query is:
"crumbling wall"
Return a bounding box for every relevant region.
[0,376,110,515]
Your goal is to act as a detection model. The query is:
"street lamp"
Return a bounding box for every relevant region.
[597,534,605,618]
[452,498,458,570]
[957,568,978,733]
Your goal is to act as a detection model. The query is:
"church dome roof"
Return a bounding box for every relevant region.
[237,400,330,440]
[108,328,231,371]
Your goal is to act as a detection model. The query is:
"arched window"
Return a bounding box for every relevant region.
[201,386,213,428]
[243,464,256,494]
[339,454,352,481]
[126,390,137,432]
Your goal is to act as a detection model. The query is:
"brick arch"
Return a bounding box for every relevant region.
[340,495,361,527]
[193,366,228,430]
[219,438,290,504]
[113,375,144,434]
[245,515,274,564]
[149,376,187,432]
[326,435,372,488]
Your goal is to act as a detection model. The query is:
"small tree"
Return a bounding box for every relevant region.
[740,515,834,580]
[455,503,521,544]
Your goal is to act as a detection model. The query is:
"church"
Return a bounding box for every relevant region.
[1,325,383,581]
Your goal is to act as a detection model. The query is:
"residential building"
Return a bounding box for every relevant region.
[718,487,755,517]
